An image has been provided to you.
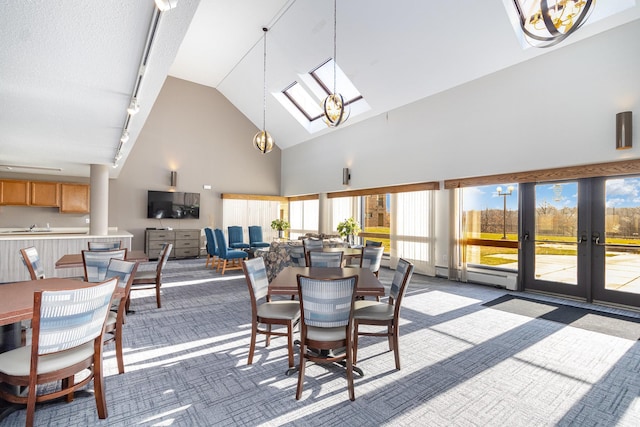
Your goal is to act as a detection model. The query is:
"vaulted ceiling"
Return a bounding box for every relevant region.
[1,0,638,178]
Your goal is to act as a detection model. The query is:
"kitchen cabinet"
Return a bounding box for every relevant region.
[30,181,60,207]
[0,179,30,205]
[60,183,90,213]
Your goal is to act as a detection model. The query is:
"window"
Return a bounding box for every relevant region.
[276,58,370,133]
[222,199,281,242]
[462,183,519,270]
[289,199,319,240]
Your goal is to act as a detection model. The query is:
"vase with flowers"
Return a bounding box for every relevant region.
[271,218,290,239]
[336,217,361,247]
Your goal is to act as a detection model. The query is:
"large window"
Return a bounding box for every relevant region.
[289,199,319,239]
[462,183,519,270]
[222,196,284,242]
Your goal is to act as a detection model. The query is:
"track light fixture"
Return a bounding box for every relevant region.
[127,98,140,115]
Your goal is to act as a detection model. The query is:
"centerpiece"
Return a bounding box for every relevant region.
[271,218,290,239]
[336,217,361,246]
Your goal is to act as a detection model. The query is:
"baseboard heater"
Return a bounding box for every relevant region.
[467,269,518,291]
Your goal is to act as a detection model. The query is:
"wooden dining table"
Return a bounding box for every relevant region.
[268,266,385,298]
[55,250,149,269]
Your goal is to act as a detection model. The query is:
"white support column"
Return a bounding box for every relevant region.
[318,193,330,235]
[89,164,109,236]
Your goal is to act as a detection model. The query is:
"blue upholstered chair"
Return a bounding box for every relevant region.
[103,259,138,374]
[228,226,250,249]
[204,227,218,269]
[248,225,270,249]
[287,244,307,267]
[242,257,300,372]
[0,278,118,426]
[353,258,414,371]
[88,241,122,250]
[215,228,248,274]
[296,274,359,401]
[20,246,45,280]
[308,251,343,268]
[82,249,127,282]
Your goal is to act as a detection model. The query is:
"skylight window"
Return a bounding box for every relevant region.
[276,58,369,133]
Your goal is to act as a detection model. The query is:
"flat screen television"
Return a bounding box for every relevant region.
[147,191,200,219]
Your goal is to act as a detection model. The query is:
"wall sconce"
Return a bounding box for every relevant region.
[616,111,632,150]
[170,171,177,187]
[342,167,351,185]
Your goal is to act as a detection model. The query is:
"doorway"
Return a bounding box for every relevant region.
[521,178,640,308]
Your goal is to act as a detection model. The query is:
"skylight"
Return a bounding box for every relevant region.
[276,58,370,133]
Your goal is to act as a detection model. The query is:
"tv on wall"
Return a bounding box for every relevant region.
[147,191,200,219]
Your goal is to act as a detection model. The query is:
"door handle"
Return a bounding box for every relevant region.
[592,232,601,245]
[578,232,588,244]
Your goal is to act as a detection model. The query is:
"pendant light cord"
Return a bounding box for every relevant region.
[262,27,268,130]
[332,0,337,94]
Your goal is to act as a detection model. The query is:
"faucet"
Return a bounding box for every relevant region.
[29,224,37,231]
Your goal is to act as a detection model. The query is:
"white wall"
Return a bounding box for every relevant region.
[282,20,640,271]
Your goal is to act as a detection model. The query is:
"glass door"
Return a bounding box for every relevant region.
[591,177,640,307]
[521,181,588,299]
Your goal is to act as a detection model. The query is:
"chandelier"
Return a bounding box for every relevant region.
[253,27,274,154]
[322,0,350,127]
[513,0,596,48]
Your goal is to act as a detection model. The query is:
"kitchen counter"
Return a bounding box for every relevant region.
[0,228,134,283]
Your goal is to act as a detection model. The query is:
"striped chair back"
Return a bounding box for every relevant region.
[243,257,269,301]
[34,278,117,355]
[287,244,307,267]
[297,275,357,328]
[20,246,45,280]
[308,251,343,268]
[389,258,415,303]
[360,246,384,275]
[88,241,122,250]
[105,259,138,293]
[82,249,127,282]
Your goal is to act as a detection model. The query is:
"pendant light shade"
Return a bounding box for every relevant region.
[254,27,274,154]
[323,0,349,127]
[512,0,596,48]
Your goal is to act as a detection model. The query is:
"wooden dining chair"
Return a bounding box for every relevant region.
[353,258,414,370]
[19,246,45,280]
[0,278,118,427]
[308,251,343,268]
[242,258,300,374]
[88,241,122,250]
[103,259,139,374]
[296,274,359,401]
[82,249,127,282]
[287,244,307,267]
[350,246,385,277]
[129,242,172,310]
[302,238,323,264]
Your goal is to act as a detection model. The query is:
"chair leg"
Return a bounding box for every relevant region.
[296,347,306,400]
[115,326,125,375]
[286,321,294,368]
[387,324,393,350]
[220,260,227,275]
[26,384,36,427]
[247,321,257,365]
[63,376,75,402]
[265,324,272,347]
[155,283,162,308]
[393,323,401,370]
[346,342,355,401]
[353,321,360,365]
[92,347,108,419]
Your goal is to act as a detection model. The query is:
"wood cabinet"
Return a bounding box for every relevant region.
[0,179,30,205]
[146,229,200,260]
[30,181,60,207]
[60,183,90,213]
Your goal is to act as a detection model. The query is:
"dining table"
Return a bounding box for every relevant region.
[268,266,385,298]
[55,249,149,269]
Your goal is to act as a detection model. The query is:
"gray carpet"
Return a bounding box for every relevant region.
[483,295,640,341]
[3,258,640,426]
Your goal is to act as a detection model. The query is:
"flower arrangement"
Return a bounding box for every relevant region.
[336,217,361,242]
[271,219,290,231]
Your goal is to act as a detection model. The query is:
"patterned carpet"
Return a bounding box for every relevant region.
[3,258,640,426]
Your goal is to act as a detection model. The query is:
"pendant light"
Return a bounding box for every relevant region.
[322,0,350,127]
[512,0,596,48]
[253,27,274,154]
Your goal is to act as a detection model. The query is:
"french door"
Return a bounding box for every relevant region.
[521,177,640,308]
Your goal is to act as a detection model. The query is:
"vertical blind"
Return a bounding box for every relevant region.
[222,199,280,242]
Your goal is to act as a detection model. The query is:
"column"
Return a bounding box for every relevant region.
[89,164,109,235]
[318,193,330,235]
